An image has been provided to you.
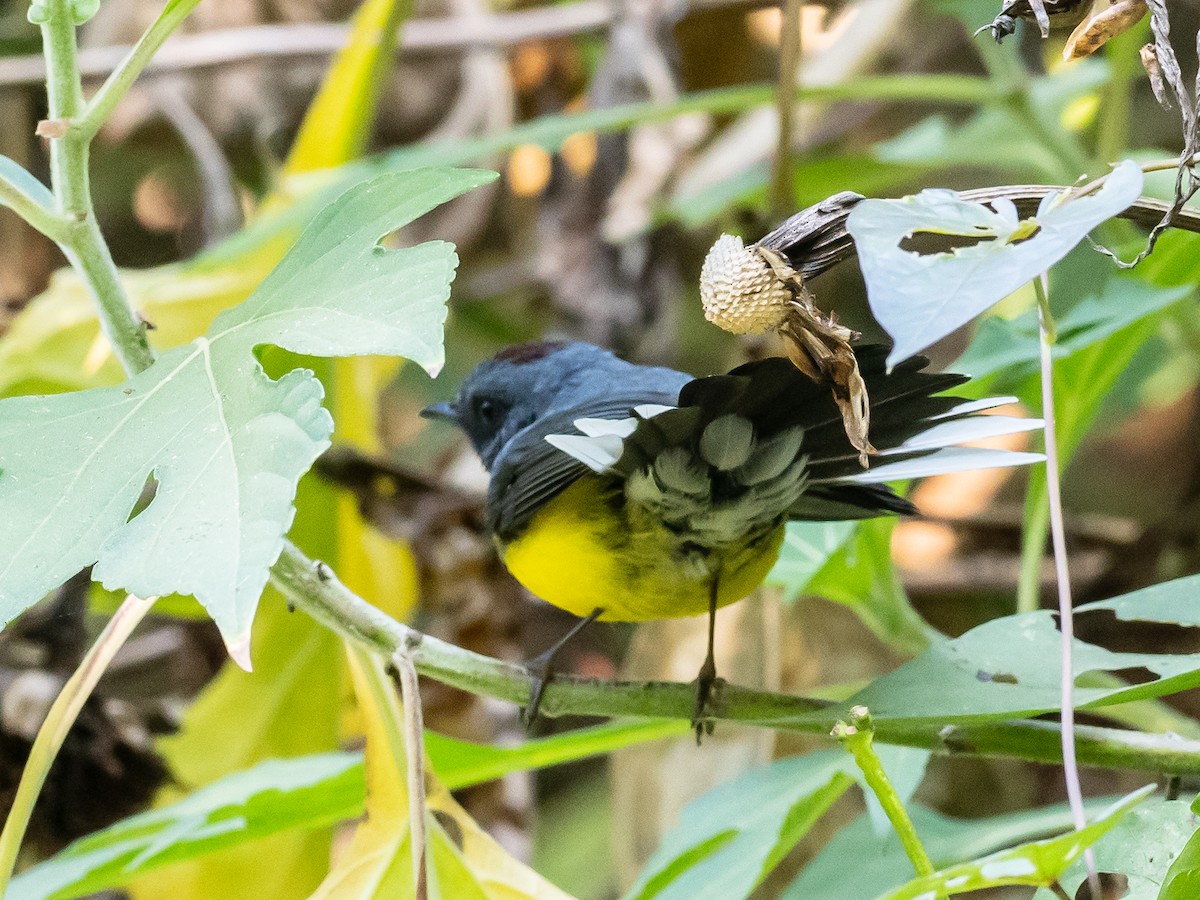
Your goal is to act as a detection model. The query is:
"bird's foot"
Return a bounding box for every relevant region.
[692,657,721,744]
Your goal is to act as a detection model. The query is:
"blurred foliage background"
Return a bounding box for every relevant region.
[2,0,1200,896]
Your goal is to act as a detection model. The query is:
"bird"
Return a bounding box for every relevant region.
[422,340,1041,736]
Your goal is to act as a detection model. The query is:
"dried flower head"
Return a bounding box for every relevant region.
[699,234,875,466]
[699,235,793,334]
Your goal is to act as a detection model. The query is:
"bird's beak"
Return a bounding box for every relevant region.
[421,401,457,422]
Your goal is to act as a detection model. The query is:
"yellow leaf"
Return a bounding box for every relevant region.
[282,0,413,177]
[314,649,576,900]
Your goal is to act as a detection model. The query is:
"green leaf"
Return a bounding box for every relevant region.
[875,62,1108,181]
[623,750,858,900]
[881,785,1154,898]
[846,159,1144,366]
[786,798,1117,899]
[0,153,56,213]
[1158,796,1200,900]
[7,754,364,900]
[955,275,1190,383]
[21,718,681,898]
[1032,794,1196,899]
[821,572,1200,725]
[804,518,934,656]
[765,520,857,599]
[0,167,494,658]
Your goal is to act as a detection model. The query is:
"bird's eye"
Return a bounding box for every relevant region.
[474,397,498,425]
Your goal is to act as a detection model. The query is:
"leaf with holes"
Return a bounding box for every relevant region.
[846,159,1143,366]
[0,167,495,663]
[805,572,1200,725]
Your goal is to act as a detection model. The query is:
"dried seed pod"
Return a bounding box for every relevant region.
[1064,0,1149,60]
[699,235,875,465]
[699,235,793,334]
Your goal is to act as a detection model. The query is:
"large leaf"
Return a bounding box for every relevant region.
[622,750,857,900]
[623,745,931,900]
[786,797,1117,898]
[0,168,493,659]
[819,572,1200,725]
[764,521,857,599]
[881,786,1154,898]
[9,753,364,900]
[846,159,1144,365]
[18,719,682,899]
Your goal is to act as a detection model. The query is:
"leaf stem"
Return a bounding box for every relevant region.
[833,706,935,879]
[270,541,1200,775]
[1034,273,1099,898]
[394,647,428,900]
[37,0,156,375]
[0,593,156,892]
[77,0,203,141]
[0,169,71,242]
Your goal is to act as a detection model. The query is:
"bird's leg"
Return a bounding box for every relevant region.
[692,576,721,742]
[523,607,604,729]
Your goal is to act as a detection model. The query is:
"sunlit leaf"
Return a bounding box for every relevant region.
[881,786,1154,898]
[18,717,678,899]
[1032,794,1196,899]
[786,797,1115,899]
[280,0,411,177]
[0,168,492,657]
[312,648,573,899]
[847,160,1144,366]
[9,753,363,900]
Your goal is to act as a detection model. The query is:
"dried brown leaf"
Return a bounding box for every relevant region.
[1063,0,1148,60]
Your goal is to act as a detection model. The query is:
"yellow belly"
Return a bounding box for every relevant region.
[499,477,786,621]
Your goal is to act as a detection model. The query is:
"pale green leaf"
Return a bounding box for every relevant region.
[786,797,1116,899]
[7,754,364,900]
[1031,795,1197,900]
[846,160,1144,366]
[881,785,1154,898]
[0,167,494,657]
[1158,795,1200,900]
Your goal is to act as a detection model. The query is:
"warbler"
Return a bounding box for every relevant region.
[423,341,1040,732]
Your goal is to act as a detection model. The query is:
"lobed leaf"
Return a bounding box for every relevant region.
[0,168,495,660]
[847,160,1144,366]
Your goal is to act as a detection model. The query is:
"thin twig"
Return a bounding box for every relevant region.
[394,647,428,900]
[0,594,157,893]
[1035,273,1100,899]
[0,0,776,89]
[771,0,803,220]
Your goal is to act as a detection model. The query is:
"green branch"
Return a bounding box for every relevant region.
[271,542,1200,776]
[34,0,156,374]
[77,0,203,141]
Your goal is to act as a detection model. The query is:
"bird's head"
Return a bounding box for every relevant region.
[422,341,618,469]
